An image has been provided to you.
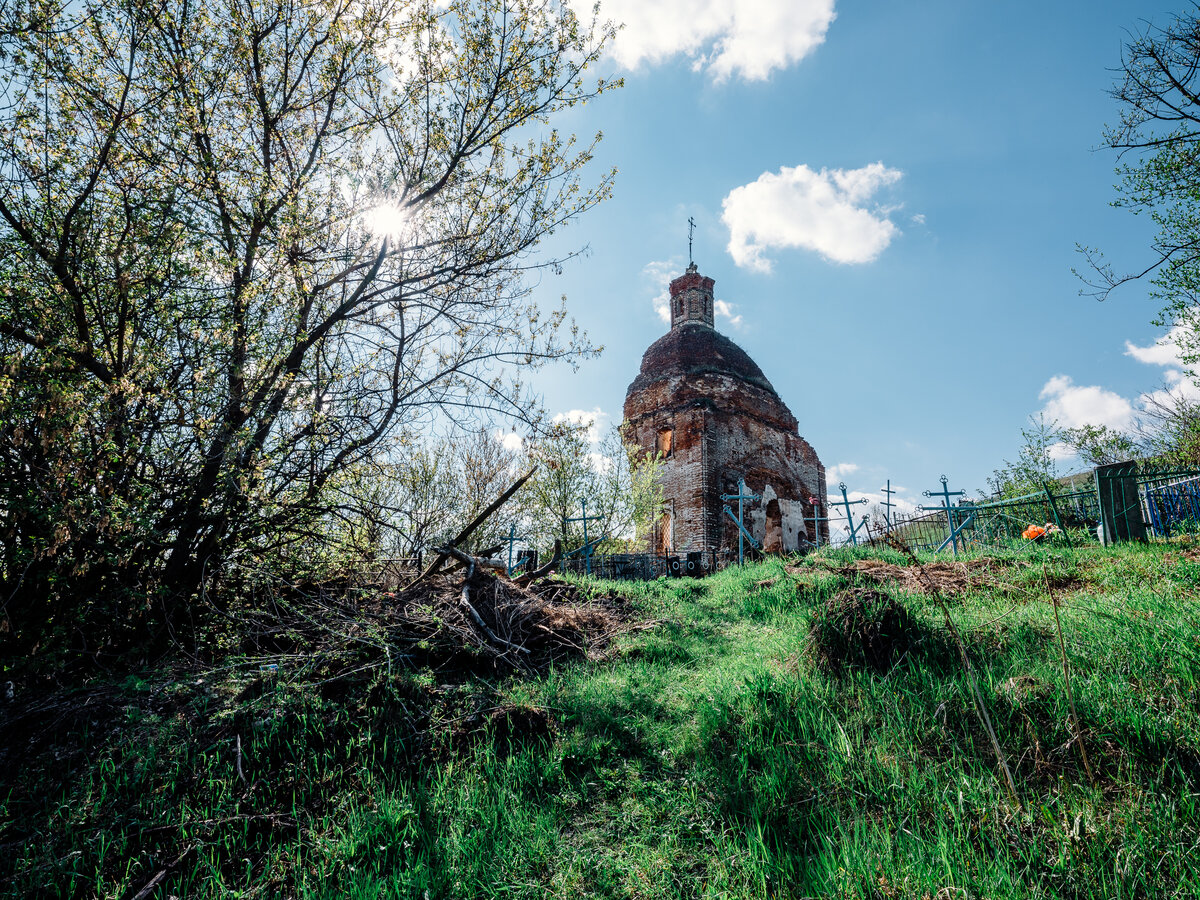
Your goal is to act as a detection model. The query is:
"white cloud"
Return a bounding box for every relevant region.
[1125,323,1190,368]
[713,299,744,328]
[552,407,609,443]
[722,162,903,271]
[494,429,524,452]
[1047,442,1076,462]
[826,461,859,481]
[643,259,678,325]
[1122,320,1200,410]
[1032,325,1200,453]
[587,451,614,474]
[1038,375,1136,432]
[910,213,926,226]
[583,0,836,83]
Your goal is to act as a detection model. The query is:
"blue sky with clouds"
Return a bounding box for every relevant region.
[519,0,1191,538]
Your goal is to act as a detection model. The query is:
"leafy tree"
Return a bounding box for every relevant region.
[1138,390,1200,467]
[987,414,1062,499]
[1081,6,1200,371]
[519,421,663,553]
[324,426,520,564]
[0,0,616,650]
[1059,423,1140,468]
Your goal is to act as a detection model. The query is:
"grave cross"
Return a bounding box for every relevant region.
[807,495,829,547]
[504,523,532,576]
[721,478,760,564]
[880,479,897,530]
[566,497,605,575]
[920,475,967,555]
[835,481,870,547]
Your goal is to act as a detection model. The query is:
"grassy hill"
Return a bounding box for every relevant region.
[3,540,1200,898]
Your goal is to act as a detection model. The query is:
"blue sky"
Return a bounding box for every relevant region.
[519,0,1190,536]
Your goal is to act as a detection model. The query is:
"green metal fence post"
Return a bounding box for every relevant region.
[1041,482,1073,549]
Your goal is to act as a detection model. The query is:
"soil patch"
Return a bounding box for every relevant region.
[845,557,1016,596]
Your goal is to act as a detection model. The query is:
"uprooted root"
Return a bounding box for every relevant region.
[399,568,624,670]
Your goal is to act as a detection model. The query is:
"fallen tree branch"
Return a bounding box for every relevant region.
[514,539,562,586]
[409,467,536,586]
[438,545,531,655]
[128,844,197,900]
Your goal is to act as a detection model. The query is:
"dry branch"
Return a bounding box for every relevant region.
[514,539,562,586]
[409,467,536,586]
[879,530,1022,810]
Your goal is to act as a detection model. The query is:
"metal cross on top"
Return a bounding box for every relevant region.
[721,478,760,564]
[920,475,967,555]
[835,482,870,547]
[566,497,605,575]
[688,216,696,265]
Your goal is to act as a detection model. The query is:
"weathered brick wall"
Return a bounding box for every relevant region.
[710,410,827,551]
[623,269,828,554]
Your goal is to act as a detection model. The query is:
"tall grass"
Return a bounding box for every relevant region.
[3,542,1200,897]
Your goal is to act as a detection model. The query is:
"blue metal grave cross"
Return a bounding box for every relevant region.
[807,495,829,547]
[566,497,605,575]
[880,480,897,530]
[721,478,760,564]
[835,481,870,546]
[504,523,533,576]
[920,475,969,556]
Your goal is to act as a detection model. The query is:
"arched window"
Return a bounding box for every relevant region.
[657,427,673,457]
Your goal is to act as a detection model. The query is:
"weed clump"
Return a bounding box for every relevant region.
[806,587,923,675]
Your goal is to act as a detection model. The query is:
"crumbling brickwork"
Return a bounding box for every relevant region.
[623,264,827,554]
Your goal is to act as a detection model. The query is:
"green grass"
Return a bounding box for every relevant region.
[4,541,1200,898]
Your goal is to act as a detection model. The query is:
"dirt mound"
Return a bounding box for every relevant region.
[230,565,633,679]
[806,588,925,675]
[392,569,627,671]
[848,557,1010,596]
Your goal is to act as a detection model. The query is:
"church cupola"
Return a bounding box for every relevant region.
[668,262,716,329]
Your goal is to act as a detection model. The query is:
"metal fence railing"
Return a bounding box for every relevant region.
[879,464,1200,555]
[559,550,728,581]
[1100,465,1200,542]
[361,465,1200,582]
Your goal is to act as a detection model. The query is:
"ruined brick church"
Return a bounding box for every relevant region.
[623,263,828,555]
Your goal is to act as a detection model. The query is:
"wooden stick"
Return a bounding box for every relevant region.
[409,467,536,586]
[881,530,1022,810]
[129,845,196,900]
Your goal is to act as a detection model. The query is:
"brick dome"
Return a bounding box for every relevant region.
[627,322,778,397]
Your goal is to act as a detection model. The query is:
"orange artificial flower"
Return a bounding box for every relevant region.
[1022,525,1046,540]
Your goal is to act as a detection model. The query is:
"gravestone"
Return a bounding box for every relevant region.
[1094,461,1147,545]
